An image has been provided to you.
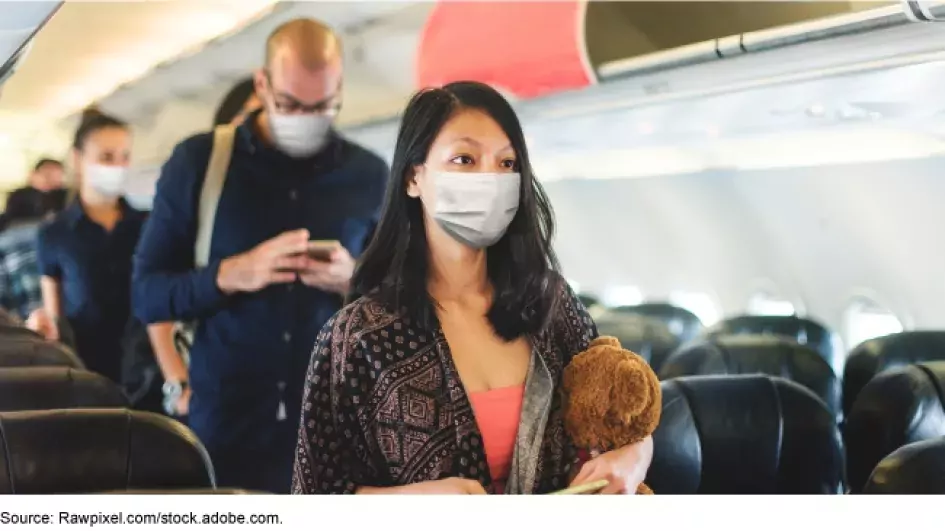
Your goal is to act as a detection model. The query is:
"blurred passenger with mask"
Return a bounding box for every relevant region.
[143,76,263,420]
[0,209,44,320]
[1,158,68,230]
[34,110,146,384]
[132,18,388,493]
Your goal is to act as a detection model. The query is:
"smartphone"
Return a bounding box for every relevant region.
[549,479,609,495]
[307,240,339,262]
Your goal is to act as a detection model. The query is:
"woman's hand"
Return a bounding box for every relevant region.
[26,308,59,341]
[358,478,487,495]
[569,436,654,494]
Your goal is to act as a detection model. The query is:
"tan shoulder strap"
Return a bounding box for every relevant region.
[194,125,235,268]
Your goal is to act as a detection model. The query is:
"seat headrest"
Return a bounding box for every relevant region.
[594,312,680,372]
[577,294,600,309]
[647,374,844,494]
[0,368,128,412]
[659,335,842,422]
[863,437,945,494]
[843,331,945,416]
[844,361,945,493]
[704,315,841,375]
[0,409,214,493]
[611,303,703,343]
[0,329,84,369]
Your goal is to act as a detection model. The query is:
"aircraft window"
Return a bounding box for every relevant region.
[601,285,644,308]
[843,298,903,349]
[747,292,796,316]
[668,291,720,327]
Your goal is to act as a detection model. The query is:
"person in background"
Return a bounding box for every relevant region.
[143,76,266,420]
[35,111,146,384]
[293,82,653,495]
[132,18,389,493]
[213,77,262,127]
[0,215,44,320]
[1,158,68,230]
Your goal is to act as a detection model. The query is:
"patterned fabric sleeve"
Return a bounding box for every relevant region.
[557,280,600,366]
[292,307,374,494]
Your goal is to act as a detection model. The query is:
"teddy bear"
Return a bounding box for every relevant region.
[562,336,662,494]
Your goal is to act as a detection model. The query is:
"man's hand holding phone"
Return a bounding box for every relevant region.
[216,229,311,294]
[298,240,355,295]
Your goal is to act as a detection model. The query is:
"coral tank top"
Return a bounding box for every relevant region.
[468,384,525,494]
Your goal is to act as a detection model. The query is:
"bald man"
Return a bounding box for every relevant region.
[132,18,389,493]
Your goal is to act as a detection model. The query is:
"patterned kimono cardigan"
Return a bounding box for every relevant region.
[292,284,598,494]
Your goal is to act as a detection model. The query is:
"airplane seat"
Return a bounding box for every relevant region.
[577,293,600,310]
[843,361,945,493]
[0,326,84,369]
[611,303,703,344]
[862,437,945,494]
[646,374,845,494]
[703,315,842,376]
[659,335,842,423]
[843,331,945,417]
[593,311,680,372]
[0,409,214,493]
[0,368,127,412]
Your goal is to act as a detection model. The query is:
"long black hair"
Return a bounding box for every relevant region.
[213,77,256,126]
[353,81,562,340]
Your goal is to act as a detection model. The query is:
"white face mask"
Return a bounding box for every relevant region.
[428,171,521,249]
[269,112,332,158]
[84,164,128,197]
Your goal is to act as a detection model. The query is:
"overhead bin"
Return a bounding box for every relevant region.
[0,1,60,90]
[590,1,891,77]
[414,1,899,100]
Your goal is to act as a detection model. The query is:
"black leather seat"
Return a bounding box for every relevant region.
[647,375,844,494]
[577,293,600,310]
[0,409,214,493]
[844,362,945,493]
[0,325,84,369]
[659,335,842,422]
[843,331,945,418]
[0,368,127,412]
[703,315,842,376]
[863,437,945,494]
[594,311,680,372]
[611,303,703,344]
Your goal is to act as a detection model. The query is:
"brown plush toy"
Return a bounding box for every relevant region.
[562,336,662,494]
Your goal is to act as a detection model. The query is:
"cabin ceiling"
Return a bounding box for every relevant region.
[0,1,428,162]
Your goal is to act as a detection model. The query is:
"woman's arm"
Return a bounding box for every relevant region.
[40,276,61,319]
[293,310,375,494]
[356,479,486,495]
[293,308,488,495]
[31,276,62,341]
[33,227,62,341]
[569,436,654,494]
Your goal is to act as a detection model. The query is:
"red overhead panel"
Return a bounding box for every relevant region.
[416,1,594,100]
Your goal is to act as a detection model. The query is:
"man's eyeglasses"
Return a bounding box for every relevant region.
[265,70,342,115]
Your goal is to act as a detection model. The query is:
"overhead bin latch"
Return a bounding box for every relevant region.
[902,0,945,21]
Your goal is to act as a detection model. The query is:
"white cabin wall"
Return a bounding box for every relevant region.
[545,156,945,339]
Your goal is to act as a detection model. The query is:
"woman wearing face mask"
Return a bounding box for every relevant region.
[293,81,653,495]
[36,111,147,383]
